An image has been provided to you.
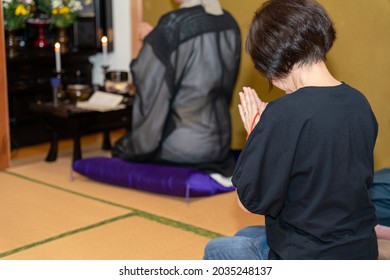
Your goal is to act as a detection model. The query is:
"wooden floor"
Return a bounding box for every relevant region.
[10,129,126,167]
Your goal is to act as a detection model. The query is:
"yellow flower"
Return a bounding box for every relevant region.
[3,1,32,30]
[50,0,82,28]
[15,4,29,16]
[59,7,70,14]
[52,7,70,15]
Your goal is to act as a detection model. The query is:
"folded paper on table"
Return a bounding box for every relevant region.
[76,91,124,112]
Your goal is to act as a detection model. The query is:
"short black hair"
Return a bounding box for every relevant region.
[246,0,336,80]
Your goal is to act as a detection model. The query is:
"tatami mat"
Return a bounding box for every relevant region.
[0,172,130,255]
[5,138,389,262]
[4,216,209,260]
[2,147,264,260]
[7,156,263,236]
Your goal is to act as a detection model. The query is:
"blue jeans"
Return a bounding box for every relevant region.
[203,226,269,260]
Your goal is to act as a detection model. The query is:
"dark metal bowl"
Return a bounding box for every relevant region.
[66,84,92,101]
[104,71,129,94]
[105,71,128,82]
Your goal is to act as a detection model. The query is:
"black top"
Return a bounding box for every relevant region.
[112,6,241,177]
[232,83,379,259]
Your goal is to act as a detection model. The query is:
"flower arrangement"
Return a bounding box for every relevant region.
[34,0,82,28]
[51,0,82,28]
[2,0,33,31]
[34,0,51,18]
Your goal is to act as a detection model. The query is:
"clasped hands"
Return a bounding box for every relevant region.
[238,87,268,136]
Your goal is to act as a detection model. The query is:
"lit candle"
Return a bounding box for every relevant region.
[54,42,61,73]
[101,36,108,66]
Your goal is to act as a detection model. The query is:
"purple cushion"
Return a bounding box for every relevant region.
[72,157,235,197]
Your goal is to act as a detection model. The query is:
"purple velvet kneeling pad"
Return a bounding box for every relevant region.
[72,157,235,197]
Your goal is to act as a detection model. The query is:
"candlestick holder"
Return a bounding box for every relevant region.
[102,65,109,85]
[53,69,65,81]
[102,65,109,75]
[51,70,66,104]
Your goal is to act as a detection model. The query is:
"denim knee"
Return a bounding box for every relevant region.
[235,225,266,238]
[203,235,268,260]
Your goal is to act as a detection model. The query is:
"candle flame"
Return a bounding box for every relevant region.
[101,36,108,44]
[55,42,60,50]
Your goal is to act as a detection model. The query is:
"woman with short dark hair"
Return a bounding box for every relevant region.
[246,0,336,80]
[204,0,378,260]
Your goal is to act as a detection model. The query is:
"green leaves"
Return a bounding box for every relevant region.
[3,0,33,31]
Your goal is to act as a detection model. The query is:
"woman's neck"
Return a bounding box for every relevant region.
[277,61,341,94]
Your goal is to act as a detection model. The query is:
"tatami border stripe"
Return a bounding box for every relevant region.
[0,212,137,259]
[1,170,224,257]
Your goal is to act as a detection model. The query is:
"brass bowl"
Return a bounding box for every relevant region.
[66,84,91,101]
[105,71,129,94]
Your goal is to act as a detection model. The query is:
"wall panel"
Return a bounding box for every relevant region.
[141,0,390,169]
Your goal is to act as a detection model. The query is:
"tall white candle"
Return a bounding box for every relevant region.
[54,42,61,73]
[101,36,108,66]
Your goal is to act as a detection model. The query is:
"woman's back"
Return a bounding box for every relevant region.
[241,83,378,259]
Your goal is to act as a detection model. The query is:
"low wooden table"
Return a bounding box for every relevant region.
[30,100,132,163]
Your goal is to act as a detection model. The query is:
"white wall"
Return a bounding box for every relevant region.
[89,0,132,85]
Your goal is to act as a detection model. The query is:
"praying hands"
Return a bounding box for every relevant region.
[238,87,268,136]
